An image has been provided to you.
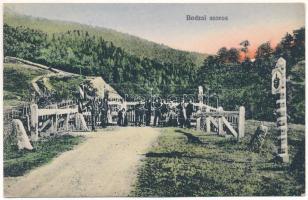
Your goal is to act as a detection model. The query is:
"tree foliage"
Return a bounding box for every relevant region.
[3,23,305,123]
[198,28,305,123]
[4,24,198,100]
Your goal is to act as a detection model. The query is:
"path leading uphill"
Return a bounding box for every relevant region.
[4,127,161,197]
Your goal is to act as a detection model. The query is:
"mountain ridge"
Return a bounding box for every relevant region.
[4,10,208,66]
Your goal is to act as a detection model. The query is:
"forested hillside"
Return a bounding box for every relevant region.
[197,29,305,123]
[3,13,305,124]
[4,11,207,66]
[4,23,199,99]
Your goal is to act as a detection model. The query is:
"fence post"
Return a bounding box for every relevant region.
[55,114,58,132]
[206,107,211,133]
[238,106,245,139]
[196,117,201,131]
[26,114,30,132]
[218,107,225,135]
[51,115,55,132]
[30,104,39,141]
[65,113,70,131]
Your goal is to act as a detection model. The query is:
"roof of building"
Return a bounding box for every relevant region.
[86,76,122,101]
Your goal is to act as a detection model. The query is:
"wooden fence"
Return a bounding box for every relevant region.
[30,104,79,140]
[4,100,84,141]
[4,99,245,141]
[195,103,245,139]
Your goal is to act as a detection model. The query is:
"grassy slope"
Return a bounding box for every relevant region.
[3,63,50,107]
[3,11,207,66]
[3,63,86,107]
[132,120,305,196]
[3,62,87,177]
[4,135,85,177]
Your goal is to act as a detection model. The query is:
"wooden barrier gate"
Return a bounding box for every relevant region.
[194,103,245,139]
[30,104,79,140]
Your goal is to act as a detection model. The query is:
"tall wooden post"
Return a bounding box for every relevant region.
[51,115,54,132]
[238,106,245,139]
[197,86,204,131]
[65,113,70,131]
[196,118,201,131]
[30,104,39,141]
[206,107,211,133]
[272,57,289,163]
[55,114,58,132]
[198,86,204,107]
[218,106,224,135]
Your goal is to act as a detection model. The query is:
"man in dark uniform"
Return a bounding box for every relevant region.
[135,100,143,126]
[160,99,169,126]
[91,97,98,131]
[100,97,108,128]
[78,98,85,113]
[117,108,123,126]
[153,98,162,126]
[144,98,152,126]
[177,100,186,128]
[185,99,194,128]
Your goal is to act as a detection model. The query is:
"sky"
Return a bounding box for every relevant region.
[6,3,305,55]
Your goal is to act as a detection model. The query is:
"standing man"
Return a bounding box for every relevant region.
[121,108,127,126]
[118,99,125,126]
[135,100,143,126]
[177,100,186,128]
[168,101,177,126]
[117,108,123,126]
[78,98,86,113]
[91,97,97,131]
[161,99,169,126]
[186,99,194,128]
[153,98,162,126]
[145,98,152,126]
[100,97,108,128]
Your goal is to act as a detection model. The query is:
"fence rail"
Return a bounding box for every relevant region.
[195,104,245,139]
[4,99,245,142]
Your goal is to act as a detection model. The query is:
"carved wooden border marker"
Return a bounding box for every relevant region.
[272,57,289,163]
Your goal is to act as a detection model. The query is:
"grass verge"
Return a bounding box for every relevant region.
[132,120,305,196]
[4,135,85,177]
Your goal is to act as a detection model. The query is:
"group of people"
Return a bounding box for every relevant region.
[119,98,195,128]
[78,96,111,131]
[79,95,196,130]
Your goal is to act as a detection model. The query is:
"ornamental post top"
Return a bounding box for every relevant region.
[275,57,286,68]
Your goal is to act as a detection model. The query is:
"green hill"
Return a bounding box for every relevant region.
[3,10,207,66]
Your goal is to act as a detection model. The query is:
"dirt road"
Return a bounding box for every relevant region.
[4,127,161,197]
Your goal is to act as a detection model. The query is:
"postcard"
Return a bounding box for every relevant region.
[2,2,306,198]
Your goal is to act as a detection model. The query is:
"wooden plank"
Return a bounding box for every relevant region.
[209,117,218,128]
[222,117,238,137]
[38,107,78,116]
[206,116,211,133]
[39,119,52,132]
[195,111,239,118]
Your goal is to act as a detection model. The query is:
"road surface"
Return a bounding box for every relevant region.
[4,127,160,197]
